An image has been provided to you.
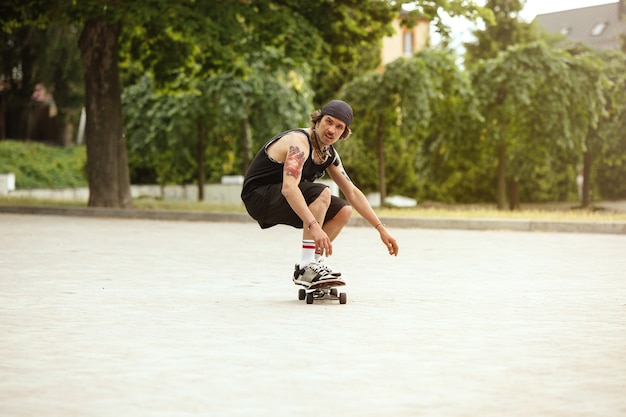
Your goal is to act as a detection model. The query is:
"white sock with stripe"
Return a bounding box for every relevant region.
[299,240,316,268]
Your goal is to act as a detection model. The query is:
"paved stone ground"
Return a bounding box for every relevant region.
[1,213,625,417]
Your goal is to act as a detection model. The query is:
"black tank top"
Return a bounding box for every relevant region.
[242,128,338,195]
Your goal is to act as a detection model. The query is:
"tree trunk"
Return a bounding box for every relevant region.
[497,141,507,210]
[0,92,5,139]
[79,19,132,208]
[15,27,38,140]
[508,177,520,211]
[582,147,592,209]
[197,119,205,201]
[376,114,386,205]
[241,118,251,174]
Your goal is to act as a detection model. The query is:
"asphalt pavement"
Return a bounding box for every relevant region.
[1,213,625,417]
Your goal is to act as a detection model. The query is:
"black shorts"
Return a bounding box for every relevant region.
[242,181,350,229]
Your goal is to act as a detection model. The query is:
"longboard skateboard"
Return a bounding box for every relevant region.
[297,279,347,305]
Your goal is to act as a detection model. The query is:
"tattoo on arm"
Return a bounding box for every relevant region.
[285,145,305,178]
[333,153,352,183]
[336,160,352,182]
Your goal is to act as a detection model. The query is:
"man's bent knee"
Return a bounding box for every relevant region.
[311,187,331,209]
[334,205,353,226]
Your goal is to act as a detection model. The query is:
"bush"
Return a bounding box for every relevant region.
[0,140,87,189]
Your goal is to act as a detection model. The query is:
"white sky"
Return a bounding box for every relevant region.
[435,0,617,48]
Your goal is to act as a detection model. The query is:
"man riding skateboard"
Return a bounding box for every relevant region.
[241,100,399,288]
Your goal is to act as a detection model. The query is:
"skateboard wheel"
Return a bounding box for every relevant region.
[298,288,306,300]
[330,288,338,297]
[306,292,314,304]
[339,292,347,304]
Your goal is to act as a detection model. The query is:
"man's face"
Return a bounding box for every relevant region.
[316,115,346,145]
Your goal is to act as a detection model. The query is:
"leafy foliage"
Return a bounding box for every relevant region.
[341,48,482,202]
[1,23,84,142]
[4,0,626,208]
[470,42,606,207]
[0,140,86,188]
[588,49,626,200]
[122,63,313,185]
[464,0,538,67]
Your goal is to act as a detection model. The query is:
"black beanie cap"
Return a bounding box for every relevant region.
[320,100,353,128]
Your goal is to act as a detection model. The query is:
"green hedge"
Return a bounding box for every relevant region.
[0,140,87,189]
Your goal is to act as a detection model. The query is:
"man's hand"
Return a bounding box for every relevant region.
[311,224,332,257]
[379,228,399,256]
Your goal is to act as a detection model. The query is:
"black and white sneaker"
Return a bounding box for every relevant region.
[292,261,342,288]
[316,257,342,277]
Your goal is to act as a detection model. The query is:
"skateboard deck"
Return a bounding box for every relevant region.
[309,279,346,291]
[297,279,347,305]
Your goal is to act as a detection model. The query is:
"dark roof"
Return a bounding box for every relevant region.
[535,2,625,50]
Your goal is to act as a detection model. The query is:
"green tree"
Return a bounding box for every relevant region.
[412,47,486,204]
[120,0,489,200]
[341,48,481,204]
[0,23,83,143]
[464,0,538,68]
[3,0,488,208]
[471,42,605,210]
[584,49,626,204]
[3,1,309,206]
[122,65,313,191]
[304,0,491,105]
